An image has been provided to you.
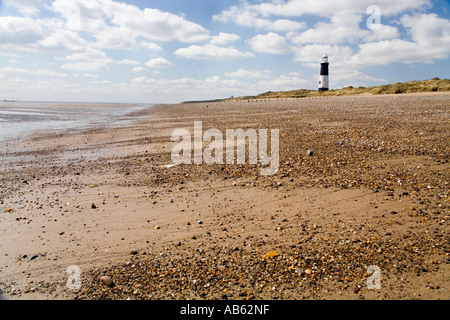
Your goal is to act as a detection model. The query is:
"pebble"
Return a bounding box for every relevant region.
[263,251,279,259]
[29,255,39,261]
[100,276,115,287]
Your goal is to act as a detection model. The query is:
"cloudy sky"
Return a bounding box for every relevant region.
[0,0,449,103]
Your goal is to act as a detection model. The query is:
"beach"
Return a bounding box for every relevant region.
[0,93,448,300]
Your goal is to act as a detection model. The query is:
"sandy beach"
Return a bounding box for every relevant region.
[0,93,448,300]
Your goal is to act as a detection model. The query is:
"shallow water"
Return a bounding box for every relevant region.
[0,101,152,142]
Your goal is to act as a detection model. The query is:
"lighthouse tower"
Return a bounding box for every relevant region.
[318,54,329,91]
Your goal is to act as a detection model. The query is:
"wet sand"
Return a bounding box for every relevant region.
[0,93,448,300]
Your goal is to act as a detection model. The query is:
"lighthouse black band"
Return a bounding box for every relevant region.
[320,63,329,76]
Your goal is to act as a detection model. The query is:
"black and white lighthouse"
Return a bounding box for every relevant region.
[318,54,329,91]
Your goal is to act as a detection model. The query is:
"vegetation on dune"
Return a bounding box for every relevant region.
[230,78,450,101]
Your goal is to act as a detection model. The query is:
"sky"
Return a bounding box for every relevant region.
[0,0,449,104]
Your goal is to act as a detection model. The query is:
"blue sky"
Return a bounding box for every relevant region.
[0,0,449,103]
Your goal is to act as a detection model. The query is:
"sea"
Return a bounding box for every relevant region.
[0,101,153,142]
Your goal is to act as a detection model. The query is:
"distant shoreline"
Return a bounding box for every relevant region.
[181,98,228,104]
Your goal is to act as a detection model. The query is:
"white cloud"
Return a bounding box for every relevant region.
[61,60,111,71]
[0,16,82,53]
[364,24,400,42]
[332,69,387,87]
[213,0,430,43]
[131,67,146,73]
[0,67,31,74]
[213,5,306,32]
[33,68,67,77]
[225,69,271,79]
[0,16,43,45]
[0,66,66,77]
[293,44,354,68]
[81,73,98,78]
[257,75,309,92]
[112,6,210,43]
[131,77,156,85]
[60,49,112,71]
[129,75,248,101]
[50,0,210,51]
[50,0,107,32]
[117,59,141,66]
[129,73,311,102]
[350,13,450,66]
[214,0,430,48]
[140,41,163,51]
[290,12,399,46]
[1,1,209,55]
[291,13,368,45]
[352,39,432,66]
[89,80,110,85]
[1,0,42,16]
[174,44,254,60]
[145,57,172,68]
[92,26,137,50]
[36,28,87,52]
[61,48,106,61]
[0,76,82,101]
[242,0,431,18]
[248,32,292,54]
[210,32,240,45]
[402,13,450,50]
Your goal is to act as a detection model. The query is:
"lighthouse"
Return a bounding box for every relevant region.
[318,54,329,91]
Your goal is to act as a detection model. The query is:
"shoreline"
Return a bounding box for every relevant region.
[0,93,448,300]
[0,102,154,144]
